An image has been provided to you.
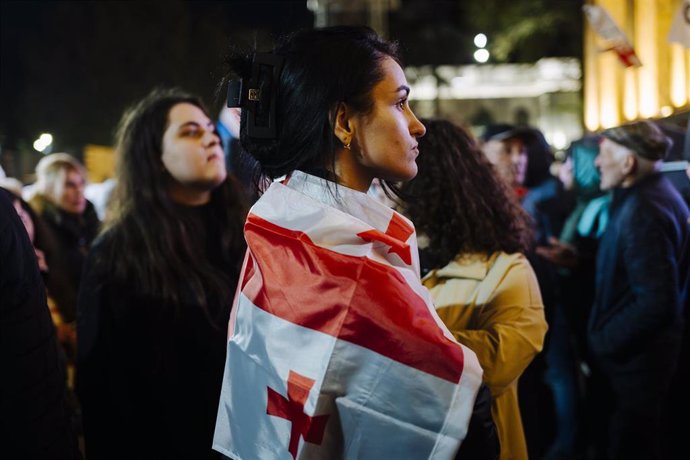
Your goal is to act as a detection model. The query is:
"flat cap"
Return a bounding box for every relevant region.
[601,121,672,161]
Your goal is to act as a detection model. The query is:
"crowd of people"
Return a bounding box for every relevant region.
[1,25,688,460]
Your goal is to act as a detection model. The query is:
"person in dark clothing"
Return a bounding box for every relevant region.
[588,120,690,460]
[0,188,79,459]
[76,88,247,459]
[537,136,612,459]
[27,153,100,364]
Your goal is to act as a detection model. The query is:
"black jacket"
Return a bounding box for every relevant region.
[36,197,100,323]
[588,173,690,398]
[76,203,244,460]
[0,189,79,459]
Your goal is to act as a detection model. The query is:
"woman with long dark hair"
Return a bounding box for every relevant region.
[212,27,493,459]
[399,119,548,460]
[76,88,247,459]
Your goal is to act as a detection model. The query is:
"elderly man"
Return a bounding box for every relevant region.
[588,121,689,460]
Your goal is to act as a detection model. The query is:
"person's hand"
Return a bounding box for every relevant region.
[536,237,579,268]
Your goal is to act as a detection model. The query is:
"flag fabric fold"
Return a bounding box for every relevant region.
[213,171,483,459]
[584,4,642,67]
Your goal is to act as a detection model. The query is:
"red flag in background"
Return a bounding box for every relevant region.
[584,4,642,68]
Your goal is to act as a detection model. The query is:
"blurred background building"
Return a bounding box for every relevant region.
[1,0,687,183]
[583,0,690,131]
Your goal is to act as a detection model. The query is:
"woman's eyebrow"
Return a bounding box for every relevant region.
[394,85,410,96]
[178,120,214,129]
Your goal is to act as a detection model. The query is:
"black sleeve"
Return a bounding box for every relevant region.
[455,384,500,460]
[76,242,127,460]
[0,190,79,459]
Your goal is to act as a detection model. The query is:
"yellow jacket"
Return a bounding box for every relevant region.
[423,252,547,460]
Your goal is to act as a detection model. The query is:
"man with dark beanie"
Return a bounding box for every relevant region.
[588,120,689,460]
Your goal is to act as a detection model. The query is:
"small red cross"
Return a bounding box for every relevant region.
[357,213,414,265]
[267,370,330,459]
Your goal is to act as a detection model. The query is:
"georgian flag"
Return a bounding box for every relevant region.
[213,171,483,460]
[584,4,642,67]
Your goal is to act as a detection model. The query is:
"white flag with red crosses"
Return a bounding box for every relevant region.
[584,4,642,68]
[213,171,483,460]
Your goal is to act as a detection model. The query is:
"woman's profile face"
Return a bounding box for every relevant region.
[57,168,86,214]
[350,57,426,186]
[161,103,227,193]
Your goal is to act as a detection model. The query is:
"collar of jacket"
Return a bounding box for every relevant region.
[611,171,663,208]
[425,252,501,281]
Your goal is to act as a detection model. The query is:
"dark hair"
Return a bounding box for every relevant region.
[101,88,246,320]
[523,128,554,188]
[222,26,400,183]
[399,119,532,268]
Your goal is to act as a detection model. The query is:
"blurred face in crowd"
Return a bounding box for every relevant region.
[595,138,633,191]
[161,103,226,204]
[57,168,87,214]
[339,57,426,191]
[482,137,528,187]
[507,138,528,185]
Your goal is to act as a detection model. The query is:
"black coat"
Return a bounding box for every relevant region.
[0,189,79,459]
[76,203,244,460]
[588,173,690,401]
[37,197,100,323]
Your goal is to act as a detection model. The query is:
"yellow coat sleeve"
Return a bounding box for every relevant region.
[431,257,547,398]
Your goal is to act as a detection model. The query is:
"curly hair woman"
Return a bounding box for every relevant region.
[399,118,548,460]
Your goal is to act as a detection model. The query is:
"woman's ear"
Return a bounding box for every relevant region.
[333,102,355,149]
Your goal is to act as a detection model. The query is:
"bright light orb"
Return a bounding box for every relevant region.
[474,33,487,48]
[33,133,53,153]
[474,49,490,63]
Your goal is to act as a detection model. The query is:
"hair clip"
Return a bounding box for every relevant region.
[226,79,244,107]
[247,53,284,139]
[225,53,284,139]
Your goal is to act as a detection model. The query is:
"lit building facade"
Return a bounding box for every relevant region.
[584,0,690,131]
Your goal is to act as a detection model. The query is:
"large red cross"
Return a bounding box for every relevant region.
[357,213,414,265]
[266,370,330,459]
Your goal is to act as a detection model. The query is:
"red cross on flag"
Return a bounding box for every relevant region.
[213,171,483,459]
[584,4,642,68]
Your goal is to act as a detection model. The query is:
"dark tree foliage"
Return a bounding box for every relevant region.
[390,0,583,65]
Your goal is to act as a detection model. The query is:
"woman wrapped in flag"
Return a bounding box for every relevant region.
[213,26,495,460]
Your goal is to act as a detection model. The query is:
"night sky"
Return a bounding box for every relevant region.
[1,0,582,164]
[0,0,314,154]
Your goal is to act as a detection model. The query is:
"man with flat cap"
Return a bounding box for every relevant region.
[588,120,689,459]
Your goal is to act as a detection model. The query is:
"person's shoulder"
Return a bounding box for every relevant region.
[496,251,536,279]
[628,176,688,220]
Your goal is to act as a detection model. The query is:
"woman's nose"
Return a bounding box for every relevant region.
[204,130,221,147]
[410,112,426,138]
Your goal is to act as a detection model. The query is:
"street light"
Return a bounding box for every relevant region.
[474,33,487,48]
[33,133,53,153]
[473,33,489,63]
[474,49,490,63]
